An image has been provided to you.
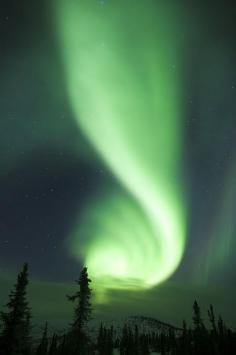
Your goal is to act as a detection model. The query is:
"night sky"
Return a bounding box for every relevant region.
[1,0,236,328]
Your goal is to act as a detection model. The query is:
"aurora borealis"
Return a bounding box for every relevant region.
[54,0,186,290]
[1,0,236,326]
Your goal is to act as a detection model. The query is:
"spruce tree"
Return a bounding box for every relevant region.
[192,300,208,354]
[208,304,217,335]
[36,322,48,355]
[48,334,58,355]
[67,266,92,332]
[97,324,113,355]
[97,323,105,354]
[67,266,92,354]
[0,263,31,355]
[192,300,203,331]
[180,320,190,355]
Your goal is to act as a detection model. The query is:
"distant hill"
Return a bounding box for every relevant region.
[128,315,182,333]
[88,314,182,340]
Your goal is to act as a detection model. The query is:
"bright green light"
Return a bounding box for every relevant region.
[53,0,187,292]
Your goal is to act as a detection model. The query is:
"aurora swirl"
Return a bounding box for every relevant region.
[53,0,187,291]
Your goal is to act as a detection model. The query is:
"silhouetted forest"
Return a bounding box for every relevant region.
[0,263,235,355]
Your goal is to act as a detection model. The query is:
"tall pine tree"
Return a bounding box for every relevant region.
[0,263,31,355]
[36,322,48,355]
[67,266,92,354]
[67,266,92,331]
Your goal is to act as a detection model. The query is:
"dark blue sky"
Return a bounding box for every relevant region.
[0,0,236,301]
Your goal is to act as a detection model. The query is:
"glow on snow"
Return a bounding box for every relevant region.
[53,0,187,292]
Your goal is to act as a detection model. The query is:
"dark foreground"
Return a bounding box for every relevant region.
[0,264,235,355]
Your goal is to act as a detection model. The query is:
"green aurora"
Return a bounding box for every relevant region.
[53,0,188,292]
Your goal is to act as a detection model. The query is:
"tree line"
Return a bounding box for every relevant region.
[0,263,235,354]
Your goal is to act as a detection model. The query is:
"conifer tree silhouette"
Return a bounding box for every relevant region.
[193,300,203,331]
[66,266,92,354]
[48,334,58,355]
[67,266,92,333]
[0,263,31,355]
[36,322,48,355]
